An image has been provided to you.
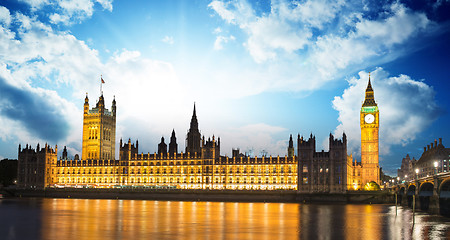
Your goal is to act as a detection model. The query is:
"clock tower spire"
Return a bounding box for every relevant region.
[360,73,380,187]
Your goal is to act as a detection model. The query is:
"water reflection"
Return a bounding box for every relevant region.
[0,198,449,239]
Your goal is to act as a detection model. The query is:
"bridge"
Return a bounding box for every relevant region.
[393,172,450,217]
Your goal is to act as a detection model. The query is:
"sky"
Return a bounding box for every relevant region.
[0,0,449,176]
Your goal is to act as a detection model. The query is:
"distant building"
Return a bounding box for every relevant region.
[17,143,57,188]
[397,154,416,182]
[415,138,450,178]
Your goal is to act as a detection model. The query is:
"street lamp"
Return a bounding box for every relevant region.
[415,168,419,179]
[434,161,438,175]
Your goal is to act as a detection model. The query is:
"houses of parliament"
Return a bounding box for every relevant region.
[17,77,380,192]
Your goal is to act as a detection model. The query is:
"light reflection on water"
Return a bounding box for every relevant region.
[1,198,450,239]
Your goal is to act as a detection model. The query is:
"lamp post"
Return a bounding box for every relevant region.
[434,161,438,175]
[415,168,419,179]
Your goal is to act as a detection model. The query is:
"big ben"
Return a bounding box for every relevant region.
[360,74,380,186]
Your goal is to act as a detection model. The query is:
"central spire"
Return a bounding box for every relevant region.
[190,103,198,130]
[193,102,196,117]
[362,73,377,107]
[186,102,201,154]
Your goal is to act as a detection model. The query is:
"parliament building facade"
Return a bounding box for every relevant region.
[17,77,380,192]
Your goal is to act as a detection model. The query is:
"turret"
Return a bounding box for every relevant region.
[97,94,105,113]
[62,146,68,160]
[288,134,294,157]
[169,129,178,154]
[112,95,116,117]
[84,93,89,114]
[158,137,167,155]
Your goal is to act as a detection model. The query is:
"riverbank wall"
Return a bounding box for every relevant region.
[3,188,394,204]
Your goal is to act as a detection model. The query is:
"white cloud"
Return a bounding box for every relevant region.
[276,0,344,29]
[96,0,113,11]
[208,0,434,94]
[355,3,430,46]
[332,68,440,158]
[19,0,50,10]
[161,36,174,45]
[213,27,222,34]
[0,6,11,26]
[49,13,70,24]
[208,1,237,24]
[214,35,235,50]
[20,0,113,25]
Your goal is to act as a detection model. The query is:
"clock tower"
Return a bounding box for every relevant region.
[360,74,380,186]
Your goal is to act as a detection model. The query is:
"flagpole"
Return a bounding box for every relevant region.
[100,75,103,95]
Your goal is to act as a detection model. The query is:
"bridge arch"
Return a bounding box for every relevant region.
[397,186,406,203]
[407,184,416,208]
[418,182,434,211]
[439,178,450,217]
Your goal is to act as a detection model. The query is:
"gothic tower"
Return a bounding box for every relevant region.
[169,129,178,154]
[288,134,294,157]
[186,103,201,156]
[82,93,116,160]
[360,74,380,185]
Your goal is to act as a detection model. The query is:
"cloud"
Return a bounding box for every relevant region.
[214,35,235,50]
[0,6,11,26]
[161,36,174,45]
[332,68,440,157]
[208,0,434,94]
[0,64,79,144]
[20,0,113,25]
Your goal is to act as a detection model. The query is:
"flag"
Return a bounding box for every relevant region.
[101,77,105,84]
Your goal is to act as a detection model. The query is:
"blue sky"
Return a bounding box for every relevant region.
[0,0,449,176]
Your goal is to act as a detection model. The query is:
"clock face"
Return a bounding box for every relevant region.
[365,114,375,124]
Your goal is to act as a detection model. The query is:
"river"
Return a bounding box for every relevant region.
[0,198,449,239]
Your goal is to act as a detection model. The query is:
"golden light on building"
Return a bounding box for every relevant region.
[18,76,380,192]
[347,74,381,190]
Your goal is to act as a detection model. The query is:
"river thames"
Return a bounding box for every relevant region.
[1,198,449,239]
